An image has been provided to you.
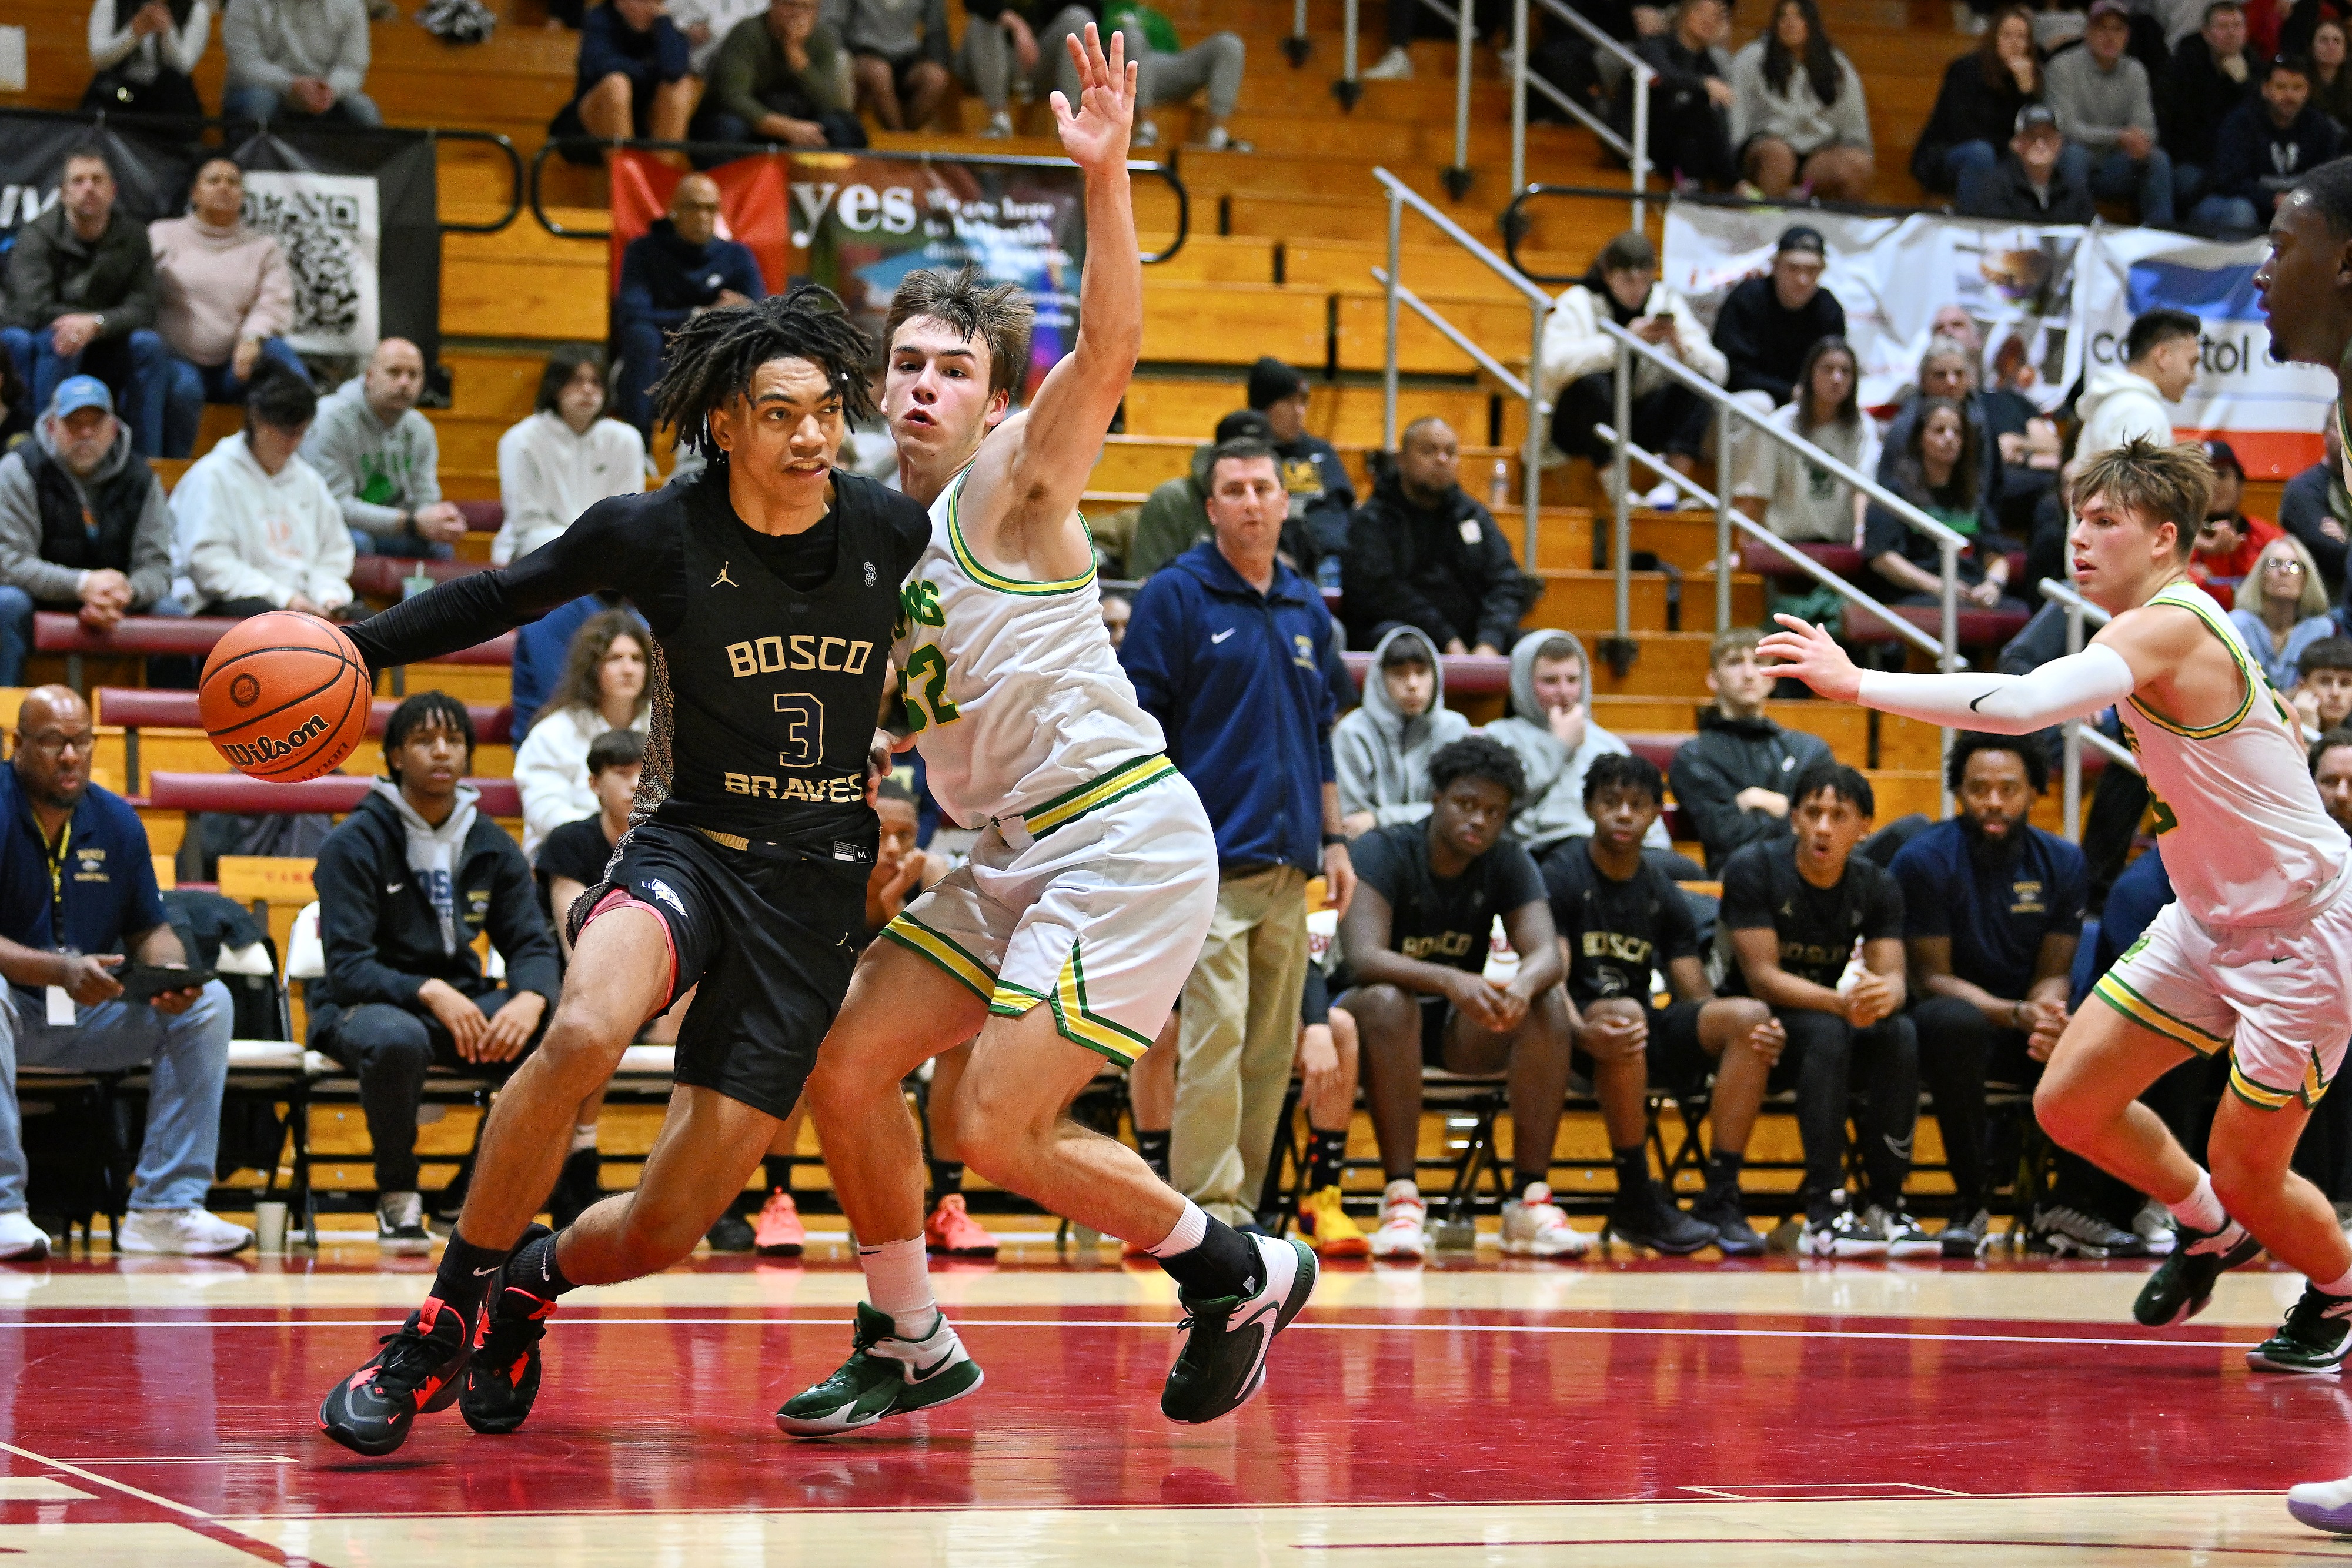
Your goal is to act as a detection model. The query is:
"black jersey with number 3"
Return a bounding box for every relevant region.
[347,470,930,850]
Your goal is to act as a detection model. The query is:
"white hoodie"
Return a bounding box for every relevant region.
[2074,366,2174,462]
[171,430,355,611]
[493,410,647,566]
[513,700,650,857]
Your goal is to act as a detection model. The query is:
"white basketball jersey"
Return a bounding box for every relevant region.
[2120,582,2349,927]
[894,470,1166,829]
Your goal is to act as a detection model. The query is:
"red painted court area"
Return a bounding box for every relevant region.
[4,1258,2349,1540]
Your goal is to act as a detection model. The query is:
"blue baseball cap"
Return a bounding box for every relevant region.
[49,376,112,419]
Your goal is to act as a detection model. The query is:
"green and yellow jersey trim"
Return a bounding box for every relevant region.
[2126,583,2260,738]
[987,944,1153,1067]
[881,912,998,1003]
[945,470,1096,597]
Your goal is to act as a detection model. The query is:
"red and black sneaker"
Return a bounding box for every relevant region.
[462,1223,558,1435]
[317,1296,476,1456]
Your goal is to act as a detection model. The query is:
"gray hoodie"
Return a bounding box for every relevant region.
[302,375,443,540]
[0,419,175,609]
[372,777,479,957]
[1482,628,1671,856]
[224,0,371,99]
[1333,626,1472,828]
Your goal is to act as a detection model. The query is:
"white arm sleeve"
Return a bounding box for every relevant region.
[1855,643,2137,735]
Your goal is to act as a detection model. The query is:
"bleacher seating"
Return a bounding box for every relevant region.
[147,771,523,817]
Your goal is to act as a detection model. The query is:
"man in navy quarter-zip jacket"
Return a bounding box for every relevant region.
[1122,436,1357,1229]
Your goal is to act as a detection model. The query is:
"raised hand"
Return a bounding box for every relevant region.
[1051,22,1137,173]
[1756,613,1863,703]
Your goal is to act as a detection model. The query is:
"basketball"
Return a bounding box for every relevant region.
[198,611,372,782]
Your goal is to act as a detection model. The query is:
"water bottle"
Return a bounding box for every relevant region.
[1488,459,1511,513]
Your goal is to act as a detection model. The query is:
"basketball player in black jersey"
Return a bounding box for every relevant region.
[315,284,948,1457]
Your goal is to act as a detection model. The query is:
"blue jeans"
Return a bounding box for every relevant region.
[613,316,665,440]
[1943,138,2000,199]
[2059,141,2175,227]
[220,85,382,126]
[0,979,233,1213]
[2189,193,2261,238]
[161,341,308,459]
[0,589,189,686]
[0,325,172,457]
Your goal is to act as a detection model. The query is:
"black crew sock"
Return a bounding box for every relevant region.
[1304,1129,1349,1193]
[764,1155,795,1193]
[1704,1149,1745,1195]
[502,1227,579,1309]
[1135,1129,1172,1183]
[930,1159,965,1199]
[1612,1144,1651,1201]
[428,1228,512,1326]
[1155,1213,1260,1299]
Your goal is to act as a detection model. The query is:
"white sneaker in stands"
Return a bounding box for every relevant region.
[0,1209,51,1261]
[1502,1183,1591,1258]
[1369,1181,1428,1261]
[119,1208,252,1256]
[1362,45,1413,80]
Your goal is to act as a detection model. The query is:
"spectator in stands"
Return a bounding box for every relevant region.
[1913,4,2043,196]
[845,0,951,130]
[1361,0,1504,79]
[1338,736,1583,1262]
[1893,731,2134,1256]
[0,685,245,1262]
[1865,396,2020,610]
[958,2,1080,135]
[1335,626,1470,835]
[514,610,652,857]
[1482,628,1691,873]
[2230,535,2333,688]
[308,693,564,1251]
[1537,230,1725,512]
[1959,103,2100,219]
[494,348,647,567]
[1712,225,1846,409]
[2185,438,2278,608]
[1668,626,1834,875]
[2196,52,2341,235]
[510,593,642,734]
[1878,337,2003,523]
[1732,335,1877,543]
[1100,586,1131,645]
[0,377,181,686]
[220,0,379,126]
[2294,636,2352,735]
[1128,409,1281,579]
[1551,753,1784,1255]
[1631,0,1739,189]
[149,157,305,461]
[1120,436,1354,1232]
[2162,0,2257,203]
[2313,17,2352,128]
[2281,422,2350,594]
[303,339,465,561]
[1718,761,1930,1256]
[612,175,766,439]
[699,0,861,148]
[172,366,352,618]
[0,143,169,459]
[550,0,699,151]
[1110,8,1252,153]
[1248,357,1354,581]
[1728,0,1875,201]
[536,727,642,947]
[667,0,765,79]
[2047,0,2173,226]
[1341,417,1526,656]
[2075,308,2198,459]
[84,0,212,117]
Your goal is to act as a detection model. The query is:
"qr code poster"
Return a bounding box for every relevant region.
[240,170,380,356]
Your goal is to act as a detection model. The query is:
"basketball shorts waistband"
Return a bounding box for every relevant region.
[991,754,1177,847]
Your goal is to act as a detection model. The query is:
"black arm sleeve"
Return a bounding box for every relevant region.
[344,493,686,677]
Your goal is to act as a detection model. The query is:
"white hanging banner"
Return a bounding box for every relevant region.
[239,169,381,358]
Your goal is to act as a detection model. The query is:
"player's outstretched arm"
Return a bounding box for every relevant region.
[967,23,1140,561]
[1755,613,2139,735]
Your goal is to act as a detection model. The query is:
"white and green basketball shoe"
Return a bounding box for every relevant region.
[775,1303,984,1437]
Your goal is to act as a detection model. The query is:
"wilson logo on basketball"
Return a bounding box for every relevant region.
[221,711,331,768]
[230,674,261,707]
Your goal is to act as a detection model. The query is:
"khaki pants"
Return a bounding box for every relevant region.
[1170,865,1309,1228]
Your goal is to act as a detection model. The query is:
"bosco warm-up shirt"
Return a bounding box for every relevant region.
[1889,818,2086,1001]
[0,765,166,960]
[1345,820,1547,978]
[1716,837,1905,994]
[348,470,930,857]
[1543,840,1700,1008]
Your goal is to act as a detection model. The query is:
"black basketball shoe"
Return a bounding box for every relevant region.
[462,1223,558,1435]
[2133,1218,2262,1326]
[1161,1233,1317,1425]
[317,1296,476,1456]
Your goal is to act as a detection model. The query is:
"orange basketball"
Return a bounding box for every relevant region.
[199,612,372,782]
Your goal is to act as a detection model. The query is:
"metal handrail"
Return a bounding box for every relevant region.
[528,139,1188,261]
[2037,577,2139,840]
[0,106,524,233]
[1595,421,1945,661]
[1525,0,1655,228]
[1371,168,1549,570]
[1370,269,1529,397]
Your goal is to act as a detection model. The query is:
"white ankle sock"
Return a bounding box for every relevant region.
[856,1236,938,1340]
[1144,1198,1208,1258]
[569,1123,597,1154]
[2167,1169,2228,1233]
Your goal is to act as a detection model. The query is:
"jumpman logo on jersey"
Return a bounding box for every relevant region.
[711,562,739,588]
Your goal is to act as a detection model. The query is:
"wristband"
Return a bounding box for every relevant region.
[1321,833,1347,848]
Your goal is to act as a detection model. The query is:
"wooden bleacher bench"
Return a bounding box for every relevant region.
[96,688,514,746]
[147,771,524,818]
[1843,604,2032,649]
[1338,651,1510,697]
[348,557,492,602]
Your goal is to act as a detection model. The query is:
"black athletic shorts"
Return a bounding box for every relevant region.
[574,818,865,1119]
[1568,998,1709,1094]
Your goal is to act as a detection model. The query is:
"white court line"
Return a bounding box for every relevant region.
[1678,1483,1972,1499]
[0,1315,2263,1351]
[0,1439,215,1520]
[67,1457,296,1466]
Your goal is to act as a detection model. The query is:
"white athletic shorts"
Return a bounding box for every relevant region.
[2093,870,2352,1111]
[880,756,1217,1068]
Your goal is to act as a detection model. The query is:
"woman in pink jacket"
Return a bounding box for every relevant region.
[149,156,307,458]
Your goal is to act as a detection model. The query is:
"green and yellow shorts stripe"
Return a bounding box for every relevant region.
[988,943,1155,1068]
[2092,971,2230,1058]
[880,912,998,1003]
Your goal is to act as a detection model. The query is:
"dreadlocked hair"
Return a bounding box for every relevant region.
[648,281,878,463]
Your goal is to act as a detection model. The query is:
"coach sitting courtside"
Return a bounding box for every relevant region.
[308,694,564,1253]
